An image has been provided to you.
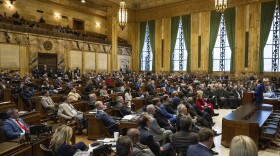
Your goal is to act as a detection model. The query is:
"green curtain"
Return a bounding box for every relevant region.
[208,11,221,72]
[259,1,276,72]
[139,21,147,71]
[182,15,191,72]
[224,8,236,72]
[170,16,180,72]
[148,20,156,71]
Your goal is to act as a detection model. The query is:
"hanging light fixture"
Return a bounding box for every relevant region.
[118,0,127,31]
[214,0,228,13]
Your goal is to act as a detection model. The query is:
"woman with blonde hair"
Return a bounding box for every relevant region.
[229,135,258,156]
[49,125,87,156]
[195,90,218,116]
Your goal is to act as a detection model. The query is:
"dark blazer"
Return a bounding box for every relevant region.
[120,105,132,116]
[153,108,170,128]
[138,126,160,156]
[187,143,212,156]
[176,114,183,131]
[56,142,87,156]
[2,118,30,140]
[20,91,33,106]
[254,84,265,104]
[172,130,198,155]
[96,110,117,128]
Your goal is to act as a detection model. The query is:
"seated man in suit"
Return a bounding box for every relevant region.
[154,97,176,124]
[187,128,215,156]
[57,97,83,122]
[138,114,174,156]
[152,98,176,133]
[172,116,198,155]
[95,101,119,133]
[68,87,81,102]
[88,93,97,110]
[127,128,155,156]
[2,108,30,140]
[20,86,35,111]
[41,90,57,116]
[116,136,133,156]
[146,104,173,145]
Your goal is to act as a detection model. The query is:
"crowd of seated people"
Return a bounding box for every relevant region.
[0,66,277,156]
[0,11,131,46]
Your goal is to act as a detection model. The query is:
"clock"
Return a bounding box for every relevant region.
[43,41,53,51]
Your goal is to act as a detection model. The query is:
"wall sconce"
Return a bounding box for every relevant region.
[96,22,100,28]
[6,0,15,8]
[54,12,61,19]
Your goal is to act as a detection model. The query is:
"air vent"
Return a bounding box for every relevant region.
[62,15,68,19]
[37,10,44,13]
[132,3,140,10]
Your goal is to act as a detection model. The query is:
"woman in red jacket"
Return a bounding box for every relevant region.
[195,90,219,116]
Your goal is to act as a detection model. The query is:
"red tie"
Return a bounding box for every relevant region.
[15,119,29,132]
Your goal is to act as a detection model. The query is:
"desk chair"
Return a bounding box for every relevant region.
[40,144,55,156]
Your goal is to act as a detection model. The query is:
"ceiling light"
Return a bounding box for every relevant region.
[81,0,85,3]
[214,0,227,13]
[118,0,127,31]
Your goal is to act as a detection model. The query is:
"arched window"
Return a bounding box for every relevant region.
[264,6,279,72]
[213,14,231,71]
[173,17,188,71]
[141,23,153,71]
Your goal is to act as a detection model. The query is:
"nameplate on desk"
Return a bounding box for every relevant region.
[122,115,135,120]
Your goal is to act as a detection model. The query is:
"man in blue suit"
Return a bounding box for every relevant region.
[187,128,214,156]
[95,101,119,133]
[254,79,265,104]
[2,108,30,140]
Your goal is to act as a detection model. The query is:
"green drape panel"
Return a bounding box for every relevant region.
[139,22,147,71]
[170,16,180,72]
[148,20,156,71]
[208,11,221,72]
[224,8,236,72]
[259,1,276,72]
[182,15,191,72]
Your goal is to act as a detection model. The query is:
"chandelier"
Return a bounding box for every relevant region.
[118,0,128,31]
[214,0,228,13]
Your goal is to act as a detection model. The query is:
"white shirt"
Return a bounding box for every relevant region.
[11,118,25,133]
[67,104,78,116]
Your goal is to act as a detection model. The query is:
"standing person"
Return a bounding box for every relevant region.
[254,79,265,104]
[49,125,87,156]
[2,108,30,140]
[74,67,81,77]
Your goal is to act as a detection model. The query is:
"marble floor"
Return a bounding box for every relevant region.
[76,109,280,156]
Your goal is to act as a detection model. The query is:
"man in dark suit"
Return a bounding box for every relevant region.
[74,67,81,77]
[172,116,198,155]
[254,79,265,104]
[152,98,175,133]
[95,101,119,133]
[20,86,35,111]
[2,108,30,140]
[138,114,174,156]
[57,67,64,78]
[65,67,72,80]
[187,128,215,156]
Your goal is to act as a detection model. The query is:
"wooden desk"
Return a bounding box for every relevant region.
[84,108,113,139]
[221,104,273,148]
[10,134,52,156]
[242,92,254,105]
[0,142,32,156]
[20,111,41,125]
[3,89,11,101]
[263,98,280,110]
[119,120,138,135]
[0,101,17,113]
[132,99,145,111]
